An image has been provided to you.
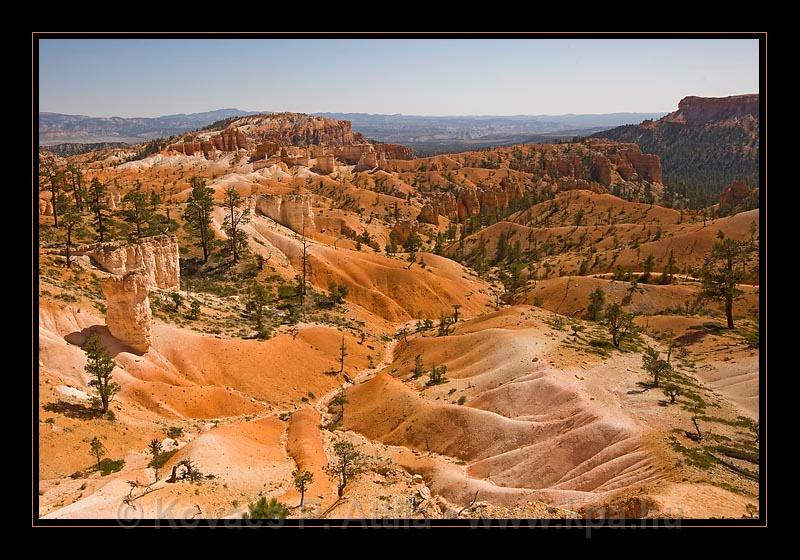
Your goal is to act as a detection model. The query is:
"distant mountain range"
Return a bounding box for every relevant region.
[592,94,759,206]
[38,109,259,145]
[38,109,665,150]
[315,112,667,155]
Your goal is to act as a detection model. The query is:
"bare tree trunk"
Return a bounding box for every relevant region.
[692,416,703,440]
[65,228,72,268]
[726,295,734,329]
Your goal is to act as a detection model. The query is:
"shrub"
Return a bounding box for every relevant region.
[242,497,289,520]
[166,426,184,439]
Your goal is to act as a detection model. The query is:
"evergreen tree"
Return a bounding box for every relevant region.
[88,178,109,242]
[292,469,314,509]
[89,437,106,468]
[324,441,366,497]
[121,182,152,240]
[242,497,289,520]
[587,287,605,321]
[699,232,755,329]
[661,249,677,284]
[220,186,251,263]
[604,304,638,348]
[60,196,82,268]
[183,177,215,263]
[412,354,424,379]
[83,333,120,413]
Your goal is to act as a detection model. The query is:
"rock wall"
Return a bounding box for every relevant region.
[378,143,413,160]
[102,271,152,353]
[315,155,335,174]
[256,194,316,234]
[212,126,249,151]
[667,94,760,126]
[416,182,527,224]
[335,144,375,165]
[81,235,180,290]
[355,151,379,171]
[254,142,280,159]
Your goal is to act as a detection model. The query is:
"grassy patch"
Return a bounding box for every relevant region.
[670,438,717,469]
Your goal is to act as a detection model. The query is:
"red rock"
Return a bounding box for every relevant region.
[665,94,759,126]
[720,181,755,208]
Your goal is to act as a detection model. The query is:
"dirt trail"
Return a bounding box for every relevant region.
[316,338,399,426]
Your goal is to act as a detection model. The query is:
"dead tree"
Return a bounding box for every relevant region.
[458,491,480,516]
[166,458,204,484]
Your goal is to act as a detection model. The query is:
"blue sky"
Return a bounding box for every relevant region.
[38,38,759,118]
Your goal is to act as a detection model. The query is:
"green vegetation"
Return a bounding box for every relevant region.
[220,186,251,263]
[292,469,314,508]
[604,304,639,348]
[242,497,289,520]
[411,354,424,379]
[166,426,184,439]
[426,363,449,386]
[183,177,215,263]
[699,231,756,329]
[595,121,759,208]
[83,333,119,414]
[587,288,605,321]
[324,440,368,497]
[90,436,106,467]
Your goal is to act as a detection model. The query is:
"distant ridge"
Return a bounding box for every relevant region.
[38,109,260,145]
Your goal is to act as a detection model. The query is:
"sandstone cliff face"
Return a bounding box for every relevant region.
[665,94,759,127]
[615,146,662,183]
[720,180,758,212]
[355,150,379,171]
[212,126,249,151]
[315,155,336,174]
[256,194,316,233]
[335,144,374,165]
[377,143,414,160]
[102,271,152,353]
[82,235,180,290]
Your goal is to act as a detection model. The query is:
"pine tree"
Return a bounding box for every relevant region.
[90,437,106,468]
[121,182,152,240]
[412,354,424,378]
[324,441,366,498]
[60,196,81,268]
[338,335,347,373]
[605,304,638,348]
[242,497,289,520]
[699,232,755,329]
[587,288,605,321]
[661,249,677,284]
[183,177,215,263]
[292,469,314,509]
[220,186,250,263]
[83,333,120,413]
[88,178,109,242]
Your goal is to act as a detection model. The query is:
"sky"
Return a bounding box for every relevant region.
[38,38,760,118]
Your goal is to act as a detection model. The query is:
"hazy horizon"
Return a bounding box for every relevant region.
[38,38,759,118]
